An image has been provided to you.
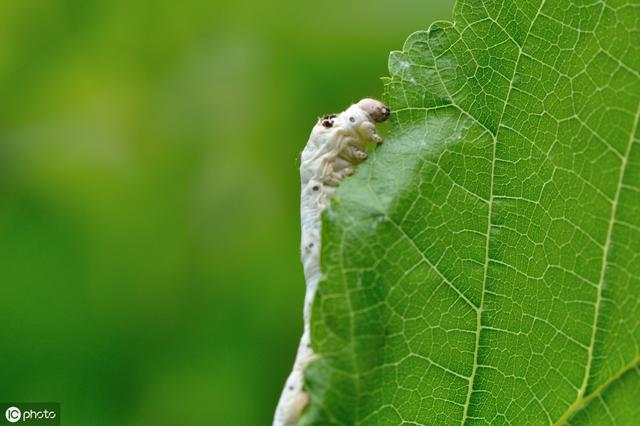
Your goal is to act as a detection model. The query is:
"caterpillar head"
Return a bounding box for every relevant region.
[357,98,391,123]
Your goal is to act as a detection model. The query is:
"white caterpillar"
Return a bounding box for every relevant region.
[274,98,390,426]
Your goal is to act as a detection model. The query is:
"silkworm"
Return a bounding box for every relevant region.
[274,98,390,426]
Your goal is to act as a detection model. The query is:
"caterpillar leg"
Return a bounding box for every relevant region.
[339,145,368,163]
[360,121,384,143]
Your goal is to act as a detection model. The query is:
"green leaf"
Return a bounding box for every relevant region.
[301,0,640,424]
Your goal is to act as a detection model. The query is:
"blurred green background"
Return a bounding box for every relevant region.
[0,1,454,425]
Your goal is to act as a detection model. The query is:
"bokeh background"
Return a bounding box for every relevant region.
[0,1,454,425]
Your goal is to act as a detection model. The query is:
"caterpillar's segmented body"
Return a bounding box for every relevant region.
[274,99,390,426]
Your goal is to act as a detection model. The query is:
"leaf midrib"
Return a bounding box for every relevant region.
[553,101,640,425]
[460,0,548,422]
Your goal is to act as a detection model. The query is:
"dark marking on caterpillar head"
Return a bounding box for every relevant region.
[320,114,337,128]
[312,185,319,191]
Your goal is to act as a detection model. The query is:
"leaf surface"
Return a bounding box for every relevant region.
[302,0,640,424]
